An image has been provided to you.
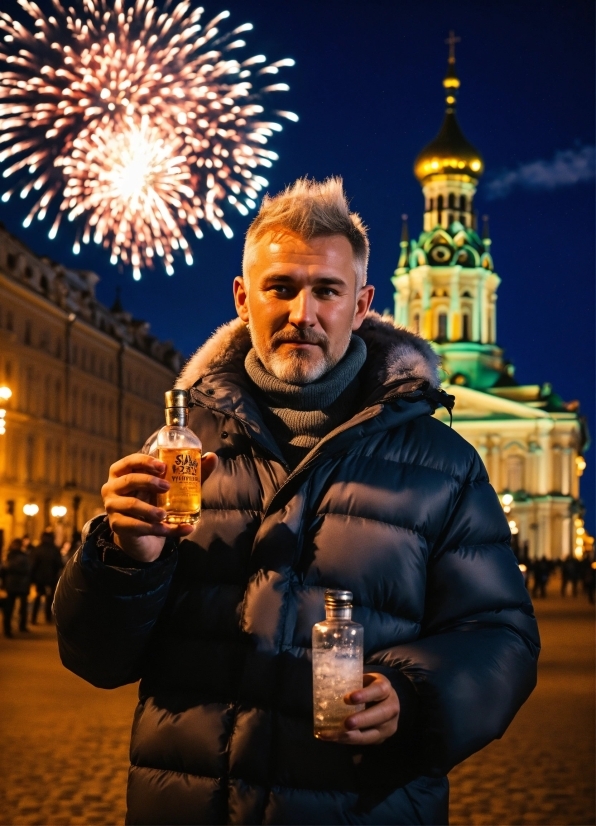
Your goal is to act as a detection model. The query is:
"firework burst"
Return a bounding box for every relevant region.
[0,0,297,278]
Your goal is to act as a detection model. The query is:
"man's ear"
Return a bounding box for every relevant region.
[351,284,375,331]
[233,276,250,323]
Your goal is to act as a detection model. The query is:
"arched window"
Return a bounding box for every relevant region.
[437,313,448,340]
[26,435,35,483]
[448,193,455,209]
[437,194,443,212]
[506,455,525,492]
[429,197,434,211]
[460,195,467,211]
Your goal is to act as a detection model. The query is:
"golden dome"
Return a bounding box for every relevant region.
[414,43,484,183]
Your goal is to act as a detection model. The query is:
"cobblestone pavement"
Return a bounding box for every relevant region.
[0,575,594,826]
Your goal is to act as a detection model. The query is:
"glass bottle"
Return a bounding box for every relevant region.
[155,389,202,524]
[312,589,364,738]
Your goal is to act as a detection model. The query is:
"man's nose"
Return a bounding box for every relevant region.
[288,289,316,327]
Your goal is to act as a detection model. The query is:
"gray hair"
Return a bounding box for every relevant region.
[242,176,369,287]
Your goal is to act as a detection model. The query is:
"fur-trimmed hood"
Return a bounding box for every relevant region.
[176,311,440,393]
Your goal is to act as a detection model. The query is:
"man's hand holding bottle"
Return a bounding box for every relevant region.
[101,452,218,563]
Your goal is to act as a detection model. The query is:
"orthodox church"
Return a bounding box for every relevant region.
[392,37,590,560]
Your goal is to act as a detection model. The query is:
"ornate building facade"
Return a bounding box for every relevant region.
[393,44,589,560]
[0,224,182,548]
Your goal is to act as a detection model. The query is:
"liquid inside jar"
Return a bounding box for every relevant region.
[312,645,364,738]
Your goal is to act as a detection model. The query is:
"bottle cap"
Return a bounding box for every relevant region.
[165,389,189,409]
[324,589,353,607]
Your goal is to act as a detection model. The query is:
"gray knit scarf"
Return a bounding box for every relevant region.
[245,336,367,468]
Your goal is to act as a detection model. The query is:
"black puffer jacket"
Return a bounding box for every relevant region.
[55,314,539,826]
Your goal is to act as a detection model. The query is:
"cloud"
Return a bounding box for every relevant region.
[485,145,595,199]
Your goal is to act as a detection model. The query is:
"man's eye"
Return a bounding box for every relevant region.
[316,288,338,297]
[270,284,291,295]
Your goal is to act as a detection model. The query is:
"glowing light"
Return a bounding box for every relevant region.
[0,386,12,400]
[502,494,514,506]
[0,0,295,279]
[51,505,68,518]
[23,503,39,516]
[576,456,587,476]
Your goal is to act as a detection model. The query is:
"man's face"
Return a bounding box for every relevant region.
[234,232,374,383]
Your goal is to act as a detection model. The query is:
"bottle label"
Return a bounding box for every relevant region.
[157,447,201,523]
[171,452,200,486]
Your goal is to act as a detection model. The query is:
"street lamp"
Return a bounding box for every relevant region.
[501,493,514,514]
[51,505,68,518]
[23,503,39,517]
[0,385,11,436]
[574,516,586,559]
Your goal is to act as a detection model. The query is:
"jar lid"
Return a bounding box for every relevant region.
[165,389,189,408]
[324,589,353,606]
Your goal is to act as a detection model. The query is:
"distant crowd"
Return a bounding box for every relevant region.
[0,530,79,638]
[516,550,595,602]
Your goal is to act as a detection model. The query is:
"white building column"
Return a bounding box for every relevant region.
[489,434,501,491]
[537,500,552,559]
[448,268,461,341]
[560,446,572,496]
[561,514,571,558]
[479,273,488,343]
[536,420,554,496]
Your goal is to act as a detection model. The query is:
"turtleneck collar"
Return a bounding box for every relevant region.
[244,336,367,411]
[244,336,368,468]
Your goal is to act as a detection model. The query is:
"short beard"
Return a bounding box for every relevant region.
[249,325,351,384]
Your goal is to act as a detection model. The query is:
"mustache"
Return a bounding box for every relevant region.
[271,329,329,348]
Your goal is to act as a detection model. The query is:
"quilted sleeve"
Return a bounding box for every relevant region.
[54,516,178,689]
[367,453,540,776]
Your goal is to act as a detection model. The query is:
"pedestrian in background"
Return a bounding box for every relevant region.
[561,554,580,597]
[30,530,63,624]
[532,556,551,599]
[2,538,31,637]
[581,554,595,604]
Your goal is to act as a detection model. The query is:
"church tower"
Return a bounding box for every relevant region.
[392,35,590,561]
[393,33,505,389]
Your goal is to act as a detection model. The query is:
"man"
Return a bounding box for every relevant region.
[2,538,31,637]
[30,529,63,624]
[55,177,539,825]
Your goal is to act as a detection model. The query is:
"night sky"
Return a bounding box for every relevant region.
[2,0,594,529]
